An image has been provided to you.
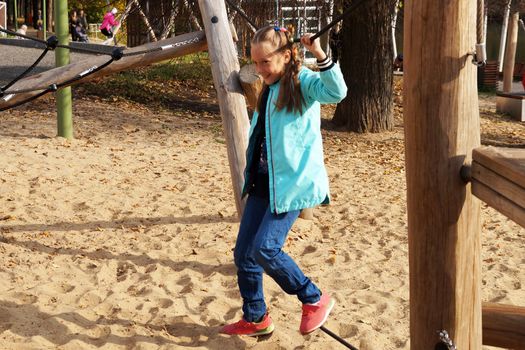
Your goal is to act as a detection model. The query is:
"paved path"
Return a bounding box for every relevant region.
[0,42,102,86]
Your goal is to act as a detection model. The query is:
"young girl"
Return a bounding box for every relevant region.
[220,26,347,337]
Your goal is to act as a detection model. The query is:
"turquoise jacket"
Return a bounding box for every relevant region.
[242,64,348,214]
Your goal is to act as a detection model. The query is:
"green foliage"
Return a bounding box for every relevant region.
[68,0,126,24]
[81,53,214,109]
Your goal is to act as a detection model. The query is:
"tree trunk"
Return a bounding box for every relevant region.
[332,0,397,133]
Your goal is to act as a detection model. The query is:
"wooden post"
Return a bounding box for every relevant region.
[404,0,481,349]
[503,11,519,93]
[198,0,250,218]
[498,0,512,73]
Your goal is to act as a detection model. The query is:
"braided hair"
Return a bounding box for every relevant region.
[251,25,304,114]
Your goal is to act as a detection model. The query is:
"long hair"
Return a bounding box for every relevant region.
[251,26,304,114]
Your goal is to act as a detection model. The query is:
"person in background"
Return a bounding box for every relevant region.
[69,10,79,41]
[35,9,43,31]
[100,8,119,42]
[78,9,88,33]
[15,24,28,38]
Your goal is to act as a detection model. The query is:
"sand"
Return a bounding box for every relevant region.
[0,91,523,350]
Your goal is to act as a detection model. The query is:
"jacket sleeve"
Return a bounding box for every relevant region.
[110,15,119,26]
[301,64,348,105]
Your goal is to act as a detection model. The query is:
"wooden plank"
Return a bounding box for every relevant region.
[198,0,250,218]
[482,302,525,349]
[472,162,525,208]
[503,12,519,92]
[0,31,208,110]
[473,146,525,189]
[497,92,525,100]
[404,0,482,348]
[472,180,525,228]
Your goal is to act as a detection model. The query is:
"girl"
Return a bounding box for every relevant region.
[100,8,119,40]
[220,26,347,337]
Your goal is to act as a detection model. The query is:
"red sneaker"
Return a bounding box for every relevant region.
[300,293,335,334]
[220,314,274,336]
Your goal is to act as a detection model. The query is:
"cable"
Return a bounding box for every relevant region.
[0,85,57,112]
[320,326,359,350]
[1,36,59,92]
[1,48,123,112]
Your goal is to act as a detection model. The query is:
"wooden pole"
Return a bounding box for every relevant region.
[197,0,250,218]
[0,31,208,110]
[503,11,519,93]
[404,0,481,348]
[42,0,46,40]
[55,0,73,139]
[498,0,512,73]
[14,0,17,30]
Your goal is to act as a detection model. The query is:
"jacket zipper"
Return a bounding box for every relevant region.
[267,89,278,213]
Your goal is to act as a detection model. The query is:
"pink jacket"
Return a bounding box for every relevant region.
[100,12,118,31]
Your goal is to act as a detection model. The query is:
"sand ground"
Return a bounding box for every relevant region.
[0,85,523,350]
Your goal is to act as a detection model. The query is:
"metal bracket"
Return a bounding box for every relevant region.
[435,330,457,350]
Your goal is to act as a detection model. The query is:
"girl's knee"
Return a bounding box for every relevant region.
[254,248,278,271]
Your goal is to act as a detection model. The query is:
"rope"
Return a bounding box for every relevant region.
[477,0,484,44]
[320,326,359,350]
[0,86,56,112]
[473,0,487,66]
[1,36,59,92]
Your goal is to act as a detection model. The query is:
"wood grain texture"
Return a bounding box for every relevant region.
[482,302,525,349]
[403,0,482,348]
[198,0,250,218]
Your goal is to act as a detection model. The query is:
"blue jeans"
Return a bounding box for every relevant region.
[234,195,321,322]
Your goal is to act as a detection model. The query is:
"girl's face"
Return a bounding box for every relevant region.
[251,42,291,85]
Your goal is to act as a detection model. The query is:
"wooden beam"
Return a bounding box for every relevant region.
[404,0,482,349]
[197,0,250,218]
[473,146,525,189]
[471,146,525,228]
[0,31,208,110]
[483,302,525,349]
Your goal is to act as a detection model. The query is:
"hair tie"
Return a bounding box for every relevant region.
[274,26,287,32]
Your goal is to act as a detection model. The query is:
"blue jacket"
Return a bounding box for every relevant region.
[242,64,348,214]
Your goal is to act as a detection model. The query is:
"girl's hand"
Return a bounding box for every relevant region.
[300,34,328,61]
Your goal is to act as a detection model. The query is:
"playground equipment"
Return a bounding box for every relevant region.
[0,2,6,37]
[1,0,524,348]
[405,0,524,349]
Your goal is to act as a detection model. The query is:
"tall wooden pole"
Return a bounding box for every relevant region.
[55,0,73,139]
[42,0,46,39]
[13,0,17,30]
[503,11,519,93]
[197,0,250,218]
[498,0,512,73]
[404,0,481,349]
